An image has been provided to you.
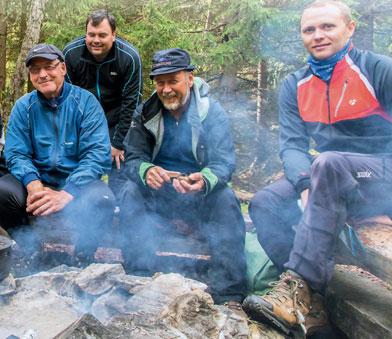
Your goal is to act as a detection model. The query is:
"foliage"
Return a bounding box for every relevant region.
[0,0,392,116]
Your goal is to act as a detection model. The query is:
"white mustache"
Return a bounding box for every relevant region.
[162,94,177,99]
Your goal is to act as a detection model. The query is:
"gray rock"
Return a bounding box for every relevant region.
[72,263,125,296]
[53,313,113,339]
[0,274,17,297]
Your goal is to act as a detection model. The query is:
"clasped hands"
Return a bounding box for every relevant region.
[26,180,74,216]
[146,166,205,194]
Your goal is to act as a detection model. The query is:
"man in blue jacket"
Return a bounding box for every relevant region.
[120,48,247,305]
[0,43,115,255]
[64,10,142,198]
[244,0,392,336]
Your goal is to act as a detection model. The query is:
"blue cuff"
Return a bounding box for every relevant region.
[63,182,80,197]
[22,173,40,187]
[295,177,310,195]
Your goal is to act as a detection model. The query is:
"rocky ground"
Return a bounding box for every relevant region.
[0,263,283,339]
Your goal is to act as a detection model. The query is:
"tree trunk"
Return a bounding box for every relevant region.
[353,2,374,50]
[256,59,267,126]
[204,0,212,34]
[0,0,7,97]
[10,0,48,104]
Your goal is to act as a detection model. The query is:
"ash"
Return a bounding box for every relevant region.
[0,264,281,339]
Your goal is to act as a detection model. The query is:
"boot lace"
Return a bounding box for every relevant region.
[266,273,307,334]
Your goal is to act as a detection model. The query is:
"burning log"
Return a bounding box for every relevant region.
[155,251,211,261]
[94,247,124,264]
[42,242,75,256]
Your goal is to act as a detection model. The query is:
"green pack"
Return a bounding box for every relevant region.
[245,230,280,295]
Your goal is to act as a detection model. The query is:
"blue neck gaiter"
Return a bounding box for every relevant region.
[308,40,351,82]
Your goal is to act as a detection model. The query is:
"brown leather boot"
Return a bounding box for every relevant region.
[243,272,327,336]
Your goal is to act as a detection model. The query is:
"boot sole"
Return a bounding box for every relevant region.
[243,297,305,338]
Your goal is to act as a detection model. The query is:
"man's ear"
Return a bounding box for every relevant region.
[188,72,194,87]
[60,62,67,76]
[347,20,356,38]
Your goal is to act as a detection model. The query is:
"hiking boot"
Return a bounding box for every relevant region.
[243,272,326,336]
[305,292,328,335]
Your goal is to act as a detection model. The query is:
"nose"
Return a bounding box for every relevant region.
[162,84,172,94]
[38,67,48,77]
[313,28,325,40]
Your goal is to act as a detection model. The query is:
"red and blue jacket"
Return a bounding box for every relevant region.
[279,47,392,193]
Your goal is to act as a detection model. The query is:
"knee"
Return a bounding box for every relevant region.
[249,188,278,216]
[0,175,26,208]
[311,151,345,175]
[213,186,238,205]
[119,180,144,204]
[81,181,116,210]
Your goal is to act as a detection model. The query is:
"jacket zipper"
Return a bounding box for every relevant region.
[51,107,59,170]
[334,80,348,118]
[326,84,331,124]
[96,65,101,102]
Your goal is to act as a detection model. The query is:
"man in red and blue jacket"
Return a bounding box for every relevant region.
[244,0,392,336]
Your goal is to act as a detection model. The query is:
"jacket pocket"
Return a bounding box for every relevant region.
[63,141,78,157]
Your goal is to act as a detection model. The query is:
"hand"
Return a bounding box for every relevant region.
[145,166,171,190]
[172,172,205,194]
[26,180,45,206]
[300,189,309,210]
[26,187,74,216]
[111,146,125,170]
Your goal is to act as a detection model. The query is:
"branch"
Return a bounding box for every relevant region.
[183,23,226,34]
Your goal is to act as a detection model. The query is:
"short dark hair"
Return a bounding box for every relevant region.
[86,9,116,32]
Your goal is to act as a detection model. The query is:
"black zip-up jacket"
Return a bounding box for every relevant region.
[63,37,142,150]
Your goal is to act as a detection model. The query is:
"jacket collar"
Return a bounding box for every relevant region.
[80,39,117,64]
[37,81,71,109]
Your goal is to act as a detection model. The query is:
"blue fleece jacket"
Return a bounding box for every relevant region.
[5,82,111,195]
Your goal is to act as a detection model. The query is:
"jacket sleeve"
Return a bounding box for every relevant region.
[63,45,79,85]
[5,100,41,185]
[111,49,143,150]
[63,93,111,195]
[201,101,236,194]
[122,106,155,184]
[279,74,312,193]
[371,53,392,115]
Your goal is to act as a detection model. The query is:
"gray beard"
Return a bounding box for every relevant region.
[162,88,190,112]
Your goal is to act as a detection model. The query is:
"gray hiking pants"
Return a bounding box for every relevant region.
[250,151,392,292]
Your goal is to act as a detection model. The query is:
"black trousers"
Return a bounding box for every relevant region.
[0,174,115,252]
[119,180,247,303]
[250,151,392,292]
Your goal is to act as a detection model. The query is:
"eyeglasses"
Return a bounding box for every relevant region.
[29,61,61,75]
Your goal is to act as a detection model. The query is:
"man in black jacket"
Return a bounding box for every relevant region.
[120,48,247,305]
[63,9,142,197]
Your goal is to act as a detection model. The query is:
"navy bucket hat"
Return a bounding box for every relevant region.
[150,48,195,79]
